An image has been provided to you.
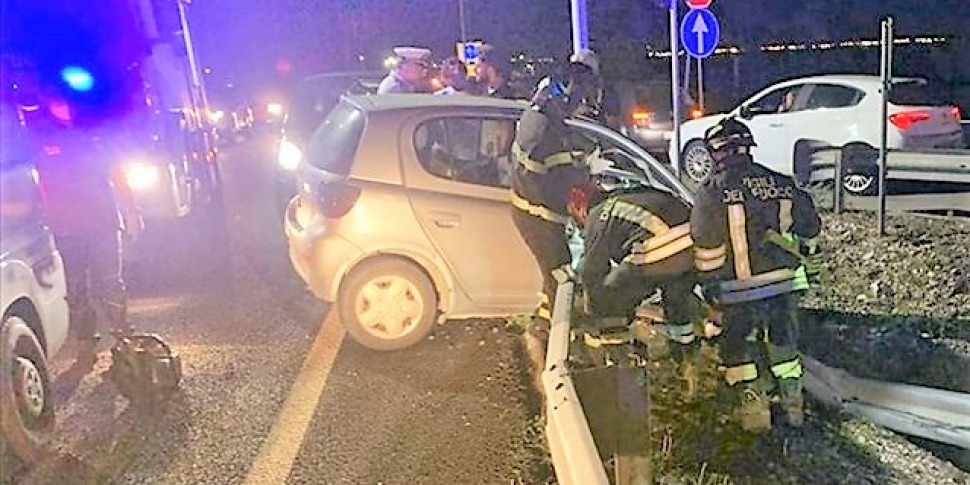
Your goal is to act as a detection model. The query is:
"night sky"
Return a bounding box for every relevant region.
[186,0,969,101]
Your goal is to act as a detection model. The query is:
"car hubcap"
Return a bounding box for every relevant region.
[356,276,424,339]
[684,146,713,183]
[14,356,45,418]
[843,174,874,193]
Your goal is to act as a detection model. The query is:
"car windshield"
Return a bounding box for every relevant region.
[304,101,366,175]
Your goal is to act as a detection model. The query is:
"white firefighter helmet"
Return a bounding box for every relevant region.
[569,48,600,76]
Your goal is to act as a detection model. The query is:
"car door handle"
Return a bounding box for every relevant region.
[430,211,461,228]
[769,123,785,128]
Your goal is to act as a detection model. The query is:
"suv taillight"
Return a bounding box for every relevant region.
[889,110,930,130]
[950,106,962,120]
[316,182,361,219]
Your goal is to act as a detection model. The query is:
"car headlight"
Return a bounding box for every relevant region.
[266,102,284,117]
[124,162,161,191]
[277,139,303,171]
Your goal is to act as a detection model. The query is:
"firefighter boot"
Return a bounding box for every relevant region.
[777,378,804,428]
[736,383,772,433]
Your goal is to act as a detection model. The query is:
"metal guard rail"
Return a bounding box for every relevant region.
[542,278,610,485]
[541,281,969,484]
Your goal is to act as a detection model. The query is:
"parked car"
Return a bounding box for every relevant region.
[274,71,384,212]
[284,94,691,351]
[671,75,964,192]
[0,103,70,465]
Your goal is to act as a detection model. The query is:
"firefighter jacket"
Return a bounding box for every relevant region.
[690,155,821,305]
[510,104,594,225]
[582,188,695,292]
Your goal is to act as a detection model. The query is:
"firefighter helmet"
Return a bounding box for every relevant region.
[703,117,757,153]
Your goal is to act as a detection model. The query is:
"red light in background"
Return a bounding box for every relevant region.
[275,58,292,76]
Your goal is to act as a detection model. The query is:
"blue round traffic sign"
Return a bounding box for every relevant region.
[680,8,720,59]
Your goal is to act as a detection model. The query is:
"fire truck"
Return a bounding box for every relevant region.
[1,0,221,223]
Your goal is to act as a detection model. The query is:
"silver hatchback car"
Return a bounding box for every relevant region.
[285,94,690,350]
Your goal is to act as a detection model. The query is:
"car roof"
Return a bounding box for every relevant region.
[780,74,923,89]
[345,94,527,113]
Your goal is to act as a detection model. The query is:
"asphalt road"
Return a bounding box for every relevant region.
[3,135,546,485]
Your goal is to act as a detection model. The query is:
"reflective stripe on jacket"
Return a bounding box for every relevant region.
[582,189,694,289]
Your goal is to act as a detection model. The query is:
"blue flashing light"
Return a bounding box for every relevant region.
[463,44,480,62]
[61,66,95,92]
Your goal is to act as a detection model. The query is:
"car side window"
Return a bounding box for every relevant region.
[747,85,804,114]
[804,84,865,110]
[413,117,515,188]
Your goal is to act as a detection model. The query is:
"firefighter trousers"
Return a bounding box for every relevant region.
[511,209,572,324]
[55,230,128,340]
[719,293,802,392]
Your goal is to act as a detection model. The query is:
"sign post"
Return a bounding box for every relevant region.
[570,0,590,55]
[670,0,682,177]
[878,16,894,236]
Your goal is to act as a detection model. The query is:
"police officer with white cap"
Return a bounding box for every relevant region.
[378,46,433,94]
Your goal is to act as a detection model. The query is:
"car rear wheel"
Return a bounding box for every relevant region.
[681,140,714,192]
[0,316,54,466]
[338,259,438,351]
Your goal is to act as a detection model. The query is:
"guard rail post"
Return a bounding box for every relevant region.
[834,148,844,213]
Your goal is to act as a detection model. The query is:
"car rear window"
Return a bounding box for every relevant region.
[305,101,365,175]
[890,80,953,106]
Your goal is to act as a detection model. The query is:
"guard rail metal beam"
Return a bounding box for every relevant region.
[542,279,610,485]
[804,355,970,449]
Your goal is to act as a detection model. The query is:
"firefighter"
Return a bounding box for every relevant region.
[377,46,433,94]
[26,88,144,367]
[690,118,821,432]
[510,61,600,348]
[569,157,705,392]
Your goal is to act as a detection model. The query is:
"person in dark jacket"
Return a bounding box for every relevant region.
[510,62,599,341]
[690,117,821,432]
[570,157,705,392]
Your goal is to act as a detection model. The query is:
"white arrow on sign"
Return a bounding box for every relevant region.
[692,14,709,52]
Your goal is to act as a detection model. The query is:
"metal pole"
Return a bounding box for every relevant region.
[458,0,468,41]
[878,17,893,236]
[670,0,681,176]
[570,0,590,55]
[698,57,705,113]
[176,0,208,111]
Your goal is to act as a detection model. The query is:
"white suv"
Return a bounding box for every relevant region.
[671,75,964,192]
[1,104,70,466]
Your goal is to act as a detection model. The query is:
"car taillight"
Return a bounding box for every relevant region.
[889,110,931,130]
[950,106,962,120]
[631,111,651,128]
[690,108,704,119]
[317,182,361,219]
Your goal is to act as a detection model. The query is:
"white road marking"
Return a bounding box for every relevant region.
[243,314,346,484]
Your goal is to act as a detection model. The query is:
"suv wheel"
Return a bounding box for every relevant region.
[338,259,438,351]
[681,140,714,191]
[0,316,54,465]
